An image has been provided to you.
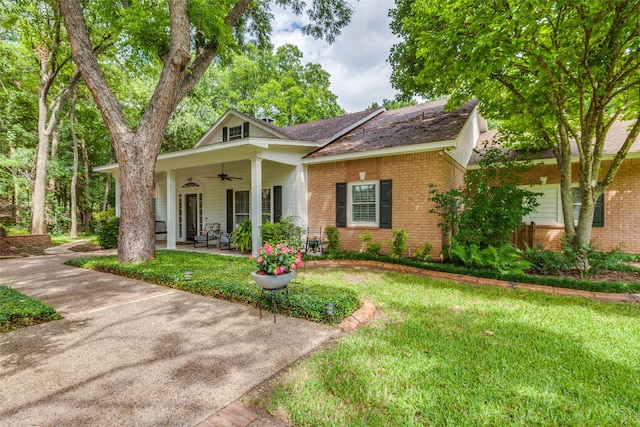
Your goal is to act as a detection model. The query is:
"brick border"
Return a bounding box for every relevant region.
[304,259,640,304]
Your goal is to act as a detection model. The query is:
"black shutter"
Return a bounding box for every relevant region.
[274,186,282,223]
[592,193,604,227]
[222,127,228,142]
[226,189,233,232]
[336,182,346,227]
[380,179,392,229]
[243,121,250,138]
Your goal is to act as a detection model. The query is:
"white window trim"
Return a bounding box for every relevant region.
[347,180,380,227]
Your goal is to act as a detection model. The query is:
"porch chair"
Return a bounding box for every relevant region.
[306,226,323,255]
[193,223,220,249]
[219,232,233,250]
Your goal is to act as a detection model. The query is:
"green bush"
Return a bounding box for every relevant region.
[324,226,340,255]
[389,229,408,258]
[412,242,433,262]
[523,245,570,275]
[449,238,531,275]
[95,216,119,249]
[429,145,541,248]
[359,232,381,255]
[261,217,305,249]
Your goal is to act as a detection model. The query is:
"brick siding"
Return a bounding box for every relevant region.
[309,154,640,256]
[308,152,452,257]
[519,158,640,253]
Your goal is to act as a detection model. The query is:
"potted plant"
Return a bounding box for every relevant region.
[249,242,303,289]
[230,220,252,253]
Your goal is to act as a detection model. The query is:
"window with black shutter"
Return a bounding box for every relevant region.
[222,127,228,142]
[336,182,346,227]
[379,180,392,229]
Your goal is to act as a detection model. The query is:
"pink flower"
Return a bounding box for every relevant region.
[257,256,263,263]
[290,263,297,270]
[435,203,441,208]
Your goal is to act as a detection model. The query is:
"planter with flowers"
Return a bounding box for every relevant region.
[250,242,303,289]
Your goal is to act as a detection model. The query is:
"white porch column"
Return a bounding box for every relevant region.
[166,170,177,250]
[250,158,263,256]
[114,175,121,217]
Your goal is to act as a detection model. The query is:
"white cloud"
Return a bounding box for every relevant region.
[271,0,400,112]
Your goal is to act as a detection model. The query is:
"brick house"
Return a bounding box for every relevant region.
[96,99,640,256]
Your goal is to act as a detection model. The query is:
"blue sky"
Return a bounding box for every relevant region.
[271,0,400,113]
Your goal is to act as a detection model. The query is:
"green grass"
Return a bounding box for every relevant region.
[0,286,61,332]
[261,267,640,426]
[51,234,98,246]
[326,251,640,293]
[65,250,360,323]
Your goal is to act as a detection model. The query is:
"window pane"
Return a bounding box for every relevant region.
[572,188,580,222]
[352,184,376,222]
[262,189,271,223]
[235,190,249,225]
[229,126,242,140]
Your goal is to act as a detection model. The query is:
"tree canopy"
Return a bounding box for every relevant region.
[390,0,640,247]
[165,42,345,152]
[57,0,353,262]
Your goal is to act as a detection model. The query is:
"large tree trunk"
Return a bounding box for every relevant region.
[59,0,251,262]
[116,134,157,262]
[31,66,80,235]
[70,94,79,238]
[81,136,92,230]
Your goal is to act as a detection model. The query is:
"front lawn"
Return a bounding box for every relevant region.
[259,267,640,426]
[0,286,61,332]
[65,250,360,323]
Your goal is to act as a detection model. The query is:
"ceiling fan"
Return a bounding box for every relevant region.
[205,163,242,181]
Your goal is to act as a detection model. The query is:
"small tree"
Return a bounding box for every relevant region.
[429,146,541,248]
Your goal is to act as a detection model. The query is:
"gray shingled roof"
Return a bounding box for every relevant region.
[469,120,640,165]
[281,109,380,142]
[304,99,478,158]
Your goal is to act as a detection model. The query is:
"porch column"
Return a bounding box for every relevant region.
[250,158,263,257]
[166,170,177,250]
[114,175,121,217]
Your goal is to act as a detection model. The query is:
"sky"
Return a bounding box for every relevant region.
[270,0,401,113]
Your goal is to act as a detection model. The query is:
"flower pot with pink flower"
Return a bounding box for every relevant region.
[249,242,303,289]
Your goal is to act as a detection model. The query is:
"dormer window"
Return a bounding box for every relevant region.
[228,126,242,140]
[222,122,250,142]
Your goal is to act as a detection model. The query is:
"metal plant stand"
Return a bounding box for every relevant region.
[259,285,291,323]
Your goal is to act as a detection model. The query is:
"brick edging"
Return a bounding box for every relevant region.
[304,259,640,303]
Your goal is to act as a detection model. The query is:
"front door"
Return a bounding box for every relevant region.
[186,193,198,241]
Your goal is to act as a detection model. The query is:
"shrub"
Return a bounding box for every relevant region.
[389,229,408,259]
[261,217,305,249]
[413,242,433,262]
[429,145,542,248]
[450,238,530,275]
[523,245,570,275]
[95,216,119,249]
[323,226,340,255]
[359,232,381,255]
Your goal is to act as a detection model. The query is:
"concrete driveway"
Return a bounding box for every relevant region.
[0,253,341,426]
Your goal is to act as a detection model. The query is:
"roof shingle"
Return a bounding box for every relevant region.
[305,99,478,158]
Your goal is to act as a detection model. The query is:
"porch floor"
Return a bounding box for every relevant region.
[155,240,248,257]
